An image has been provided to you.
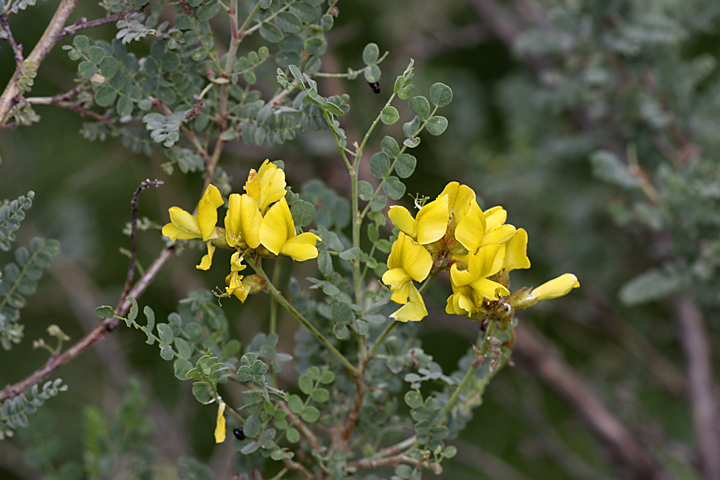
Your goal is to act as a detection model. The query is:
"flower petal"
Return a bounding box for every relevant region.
[259,197,292,255]
[225,194,242,247]
[399,234,433,282]
[165,207,202,239]
[244,168,260,201]
[215,402,226,443]
[439,182,476,225]
[455,202,486,254]
[388,206,418,239]
[484,206,507,230]
[469,278,510,301]
[504,228,531,271]
[239,194,262,249]
[196,243,215,270]
[391,284,427,322]
[415,194,449,245]
[198,185,225,241]
[481,224,516,247]
[532,273,579,301]
[257,160,287,212]
[230,250,246,272]
[281,232,320,261]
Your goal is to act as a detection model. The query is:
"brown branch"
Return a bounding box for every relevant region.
[0,13,24,68]
[120,179,164,303]
[674,299,720,480]
[0,0,79,126]
[0,245,175,403]
[27,96,115,124]
[61,11,132,37]
[513,323,673,480]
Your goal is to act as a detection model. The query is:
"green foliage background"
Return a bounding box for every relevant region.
[2,0,720,479]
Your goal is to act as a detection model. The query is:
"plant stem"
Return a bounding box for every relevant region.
[269,257,283,335]
[246,257,357,375]
[442,318,499,417]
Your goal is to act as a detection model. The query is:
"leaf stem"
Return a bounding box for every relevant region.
[442,318,498,417]
[246,256,357,375]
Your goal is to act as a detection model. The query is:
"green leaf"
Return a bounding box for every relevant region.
[398,84,414,100]
[430,82,453,107]
[364,64,381,83]
[320,13,333,30]
[161,52,181,71]
[331,302,353,323]
[380,106,399,125]
[363,314,386,325]
[244,414,261,437]
[73,35,89,50]
[319,370,335,384]
[116,95,133,117]
[358,181,373,201]
[409,96,431,121]
[287,394,303,414]
[300,406,320,423]
[88,46,104,64]
[99,57,119,79]
[290,3,318,22]
[425,116,448,136]
[404,391,423,408]
[143,305,154,331]
[382,176,406,200]
[312,388,329,402]
[286,427,300,443]
[333,323,349,339]
[157,323,174,344]
[128,297,139,322]
[274,12,303,33]
[94,306,115,319]
[590,151,641,189]
[339,247,360,261]
[259,0,271,7]
[259,22,284,43]
[307,366,321,380]
[381,136,400,158]
[159,343,174,361]
[370,152,391,179]
[78,61,97,79]
[369,195,387,212]
[362,42,380,65]
[298,374,313,394]
[395,154,417,178]
[95,86,117,107]
[291,200,315,227]
[403,137,421,149]
[444,445,457,459]
[196,1,220,20]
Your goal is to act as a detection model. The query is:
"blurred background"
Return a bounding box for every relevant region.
[2,1,720,479]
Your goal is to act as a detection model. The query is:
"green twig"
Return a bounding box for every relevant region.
[442,319,499,417]
[246,256,357,375]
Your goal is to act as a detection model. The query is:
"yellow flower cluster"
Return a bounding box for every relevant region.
[162,160,321,302]
[383,182,579,322]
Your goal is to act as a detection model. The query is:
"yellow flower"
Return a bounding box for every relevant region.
[455,202,516,255]
[225,193,262,249]
[382,232,433,305]
[162,185,225,241]
[390,284,428,322]
[503,228,531,272]
[437,182,476,227]
[244,160,287,212]
[215,402,226,443]
[196,243,216,271]
[450,245,510,302]
[531,273,579,301]
[388,194,449,245]
[445,282,480,317]
[225,271,251,302]
[259,197,321,261]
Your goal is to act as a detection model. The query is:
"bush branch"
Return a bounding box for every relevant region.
[0,0,78,126]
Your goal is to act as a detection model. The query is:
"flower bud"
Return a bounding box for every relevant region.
[531,274,580,301]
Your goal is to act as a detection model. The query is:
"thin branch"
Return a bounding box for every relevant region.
[0,0,79,126]
[120,179,164,302]
[513,323,673,480]
[0,245,175,403]
[675,299,720,480]
[0,13,24,68]
[27,96,115,124]
[61,11,132,37]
